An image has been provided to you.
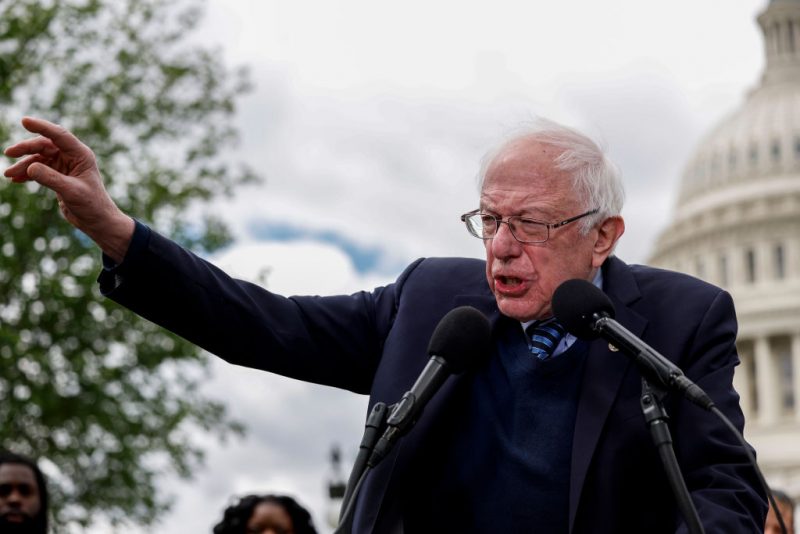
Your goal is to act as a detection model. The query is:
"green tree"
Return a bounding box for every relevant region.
[0,0,257,530]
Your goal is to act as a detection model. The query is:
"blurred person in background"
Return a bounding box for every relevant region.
[0,450,48,534]
[212,493,318,534]
[765,489,795,534]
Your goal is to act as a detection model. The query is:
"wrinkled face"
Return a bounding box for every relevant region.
[0,463,41,527]
[246,501,294,534]
[481,139,608,322]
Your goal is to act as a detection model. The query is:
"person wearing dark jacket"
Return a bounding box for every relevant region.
[4,116,767,532]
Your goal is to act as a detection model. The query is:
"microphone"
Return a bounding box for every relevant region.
[367,306,491,467]
[552,279,715,410]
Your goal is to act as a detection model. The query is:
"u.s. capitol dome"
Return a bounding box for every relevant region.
[650,0,800,500]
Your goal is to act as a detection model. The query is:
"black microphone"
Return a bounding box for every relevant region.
[367,306,491,467]
[552,279,715,410]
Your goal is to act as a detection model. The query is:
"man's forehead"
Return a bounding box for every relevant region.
[0,463,37,484]
[480,163,576,218]
[483,139,570,188]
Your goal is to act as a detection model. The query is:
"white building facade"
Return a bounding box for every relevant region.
[649,0,800,504]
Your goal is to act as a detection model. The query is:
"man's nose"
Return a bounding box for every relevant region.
[5,489,24,505]
[490,220,522,258]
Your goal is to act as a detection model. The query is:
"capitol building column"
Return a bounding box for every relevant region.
[789,234,800,275]
[755,335,780,425]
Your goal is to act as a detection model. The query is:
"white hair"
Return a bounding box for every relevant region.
[478,118,625,234]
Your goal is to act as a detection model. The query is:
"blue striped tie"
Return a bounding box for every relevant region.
[526,319,567,360]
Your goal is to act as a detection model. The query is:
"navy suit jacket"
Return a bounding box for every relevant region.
[99,224,766,533]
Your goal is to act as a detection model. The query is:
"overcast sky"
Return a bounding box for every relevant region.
[103,0,768,532]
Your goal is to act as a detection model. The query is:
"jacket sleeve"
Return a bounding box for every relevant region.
[97,221,424,394]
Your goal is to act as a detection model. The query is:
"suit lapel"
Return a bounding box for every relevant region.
[568,257,646,533]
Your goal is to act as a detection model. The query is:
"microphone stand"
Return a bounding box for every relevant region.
[639,378,705,534]
[337,402,389,533]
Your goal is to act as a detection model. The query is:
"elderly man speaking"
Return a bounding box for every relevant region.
[4,116,766,533]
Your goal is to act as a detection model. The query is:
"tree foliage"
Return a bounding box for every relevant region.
[0,0,257,529]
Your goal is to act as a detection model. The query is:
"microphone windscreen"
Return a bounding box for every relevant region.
[552,278,616,340]
[427,306,492,373]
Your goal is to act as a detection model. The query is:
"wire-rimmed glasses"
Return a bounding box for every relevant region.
[460,208,599,244]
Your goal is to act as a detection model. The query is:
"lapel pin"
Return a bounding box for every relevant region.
[608,343,619,352]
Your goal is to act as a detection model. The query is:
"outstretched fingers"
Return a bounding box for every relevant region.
[4,152,69,191]
[3,137,60,183]
[19,116,89,156]
[4,135,60,160]
[4,116,100,194]
[4,154,47,183]
[4,118,73,185]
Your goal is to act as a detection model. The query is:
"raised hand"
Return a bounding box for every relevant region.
[4,117,134,262]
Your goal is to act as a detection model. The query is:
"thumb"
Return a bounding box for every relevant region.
[28,162,67,191]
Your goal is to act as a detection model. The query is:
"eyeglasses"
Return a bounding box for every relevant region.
[460,208,599,244]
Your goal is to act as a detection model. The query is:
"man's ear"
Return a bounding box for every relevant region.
[592,216,625,268]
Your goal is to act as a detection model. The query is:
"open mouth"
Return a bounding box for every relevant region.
[494,275,527,294]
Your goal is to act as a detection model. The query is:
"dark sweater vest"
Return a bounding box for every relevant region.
[402,320,589,533]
